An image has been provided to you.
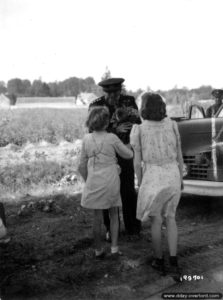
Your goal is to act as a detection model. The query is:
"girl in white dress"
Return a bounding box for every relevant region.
[78,106,133,258]
[130,93,184,280]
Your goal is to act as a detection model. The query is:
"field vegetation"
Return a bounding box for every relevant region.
[0,108,88,201]
[0,108,87,146]
[17,97,76,104]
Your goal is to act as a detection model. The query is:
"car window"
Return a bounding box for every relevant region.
[190,106,205,119]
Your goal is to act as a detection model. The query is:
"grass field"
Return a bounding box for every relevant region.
[0,107,88,201]
[17,97,76,104]
[0,107,88,146]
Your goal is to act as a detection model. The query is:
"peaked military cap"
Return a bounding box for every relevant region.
[98,78,125,92]
[211,89,223,98]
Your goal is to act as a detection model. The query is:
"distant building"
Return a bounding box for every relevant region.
[0,93,11,108]
[76,92,97,106]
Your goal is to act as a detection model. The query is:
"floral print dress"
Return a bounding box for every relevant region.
[130,118,183,222]
[78,132,133,210]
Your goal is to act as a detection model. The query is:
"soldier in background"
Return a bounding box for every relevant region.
[89,78,141,239]
[206,89,223,118]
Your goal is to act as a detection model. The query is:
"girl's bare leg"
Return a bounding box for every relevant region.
[109,207,119,250]
[166,216,178,256]
[151,215,163,258]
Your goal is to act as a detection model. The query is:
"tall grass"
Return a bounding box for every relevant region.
[0,108,88,200]
[0,108,88,146]
[0,157,82,198]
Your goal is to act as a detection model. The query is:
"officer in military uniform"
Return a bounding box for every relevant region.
[89,78,141,238]
[206,89,223,118]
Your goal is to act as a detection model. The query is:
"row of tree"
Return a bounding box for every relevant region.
[0,76,101,99]
[0,70,215,107]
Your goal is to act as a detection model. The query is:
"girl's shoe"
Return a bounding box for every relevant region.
[168,256,182,282]
[168,264,182,282]
[108,251,123,260]
[0,235,11,246]
[95,249,106,260]
[151,258,166,275]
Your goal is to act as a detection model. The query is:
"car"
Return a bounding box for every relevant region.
[174,103,223,196]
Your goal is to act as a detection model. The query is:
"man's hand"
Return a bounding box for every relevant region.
[116,122,132,133]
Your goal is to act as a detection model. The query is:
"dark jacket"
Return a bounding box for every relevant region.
[206,103,222,118]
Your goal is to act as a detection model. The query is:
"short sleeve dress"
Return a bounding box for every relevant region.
[79,132,132,210]
[130,117,182,222]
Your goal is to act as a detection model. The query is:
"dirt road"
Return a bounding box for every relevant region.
[1,193,223,300]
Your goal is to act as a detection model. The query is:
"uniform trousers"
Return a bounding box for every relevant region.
[103,156,141,235]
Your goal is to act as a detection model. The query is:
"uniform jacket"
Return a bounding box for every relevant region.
[206,103,222,118]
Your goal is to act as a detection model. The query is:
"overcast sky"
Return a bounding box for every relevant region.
[0,0,223,91]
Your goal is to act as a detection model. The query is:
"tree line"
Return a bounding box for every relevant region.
[0,76,101,100]
[129,85,214,112]
[0,75,215,107]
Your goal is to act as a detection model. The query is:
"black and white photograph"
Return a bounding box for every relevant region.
[1,0,223,299]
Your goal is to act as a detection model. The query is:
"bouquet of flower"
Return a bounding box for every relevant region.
[111,107,141,144]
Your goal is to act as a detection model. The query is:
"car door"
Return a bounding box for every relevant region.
[178,105,211,155]
[177,104,223,181]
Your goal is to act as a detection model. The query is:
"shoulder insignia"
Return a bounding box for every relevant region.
[89,96,105,106]
[90,98,98,104]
